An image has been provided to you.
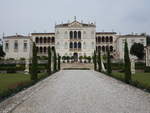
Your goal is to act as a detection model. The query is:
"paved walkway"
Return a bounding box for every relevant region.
[0,70,150,113]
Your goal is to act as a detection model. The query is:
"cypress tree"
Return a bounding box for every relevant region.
[47,46,51,75]
[93,50,97,71]
[107,47,112,75]
[31,42,38,81]
[53,47,57,72]
[58,54,61,71]
[124,40,132,83]
[98,50,102,72]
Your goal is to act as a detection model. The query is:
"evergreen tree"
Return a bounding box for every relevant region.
[53,47,57,72]
[98,50,102,72]
[58,54,61,71]
[47,46,51,75]
[124,40,132,83]
[0,45,5,58]
[107,47,112,75]
[93,50,97,71]
[31,42,38,81]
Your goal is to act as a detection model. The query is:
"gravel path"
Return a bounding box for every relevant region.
[1,70,150,113]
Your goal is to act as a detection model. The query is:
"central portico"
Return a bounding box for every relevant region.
[55,20,96,58]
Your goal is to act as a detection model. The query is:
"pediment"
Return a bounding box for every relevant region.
[68,21,82,27]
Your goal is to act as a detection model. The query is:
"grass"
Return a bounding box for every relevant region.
[112,72,150,90]
[0,73,48,100]
[0,73,30,93]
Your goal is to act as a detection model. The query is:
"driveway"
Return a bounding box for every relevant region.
[0,70,150,113]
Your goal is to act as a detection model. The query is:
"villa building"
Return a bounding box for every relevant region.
[2,19,147,61]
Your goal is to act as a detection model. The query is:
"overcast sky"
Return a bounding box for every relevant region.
[0,0,150,37]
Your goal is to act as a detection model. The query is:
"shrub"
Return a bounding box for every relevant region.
[145,66,150,72]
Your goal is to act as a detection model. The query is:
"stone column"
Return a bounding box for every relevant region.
[24,59,30,74]
[130,56,135,74]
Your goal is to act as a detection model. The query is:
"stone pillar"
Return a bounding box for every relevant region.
[101,55,106,72]
[130,56,135,74]
[24,59,30,74]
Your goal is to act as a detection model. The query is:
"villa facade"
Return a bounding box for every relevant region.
[3,19,147,61]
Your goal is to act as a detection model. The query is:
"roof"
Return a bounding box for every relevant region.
[55,20,96,28]
[31,33,55,35]
[96,32,117,35]
[3,35,30,39]
[119,34,146,38]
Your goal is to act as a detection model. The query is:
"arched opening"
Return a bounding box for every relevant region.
[102,46,105,52]
[74,42,77,49]
[110,46,113,52]
[52,37,55,43]
[44,37,47,43]
[74,31,77,39]
[78,31,81,39]
[70,42,73,49]
[73,53,78,62]
[98,46,101,52]
[78,42,81,49]
[106,36,109,42]
[40,47,43,53]
[35,37,39,43]
[44,47,46,53]
[70,31,73,39]
[102,36,105,42]
[52,46,55,51]
[110,36,113,42]
[48,37,51,43]
[40,37,42,43]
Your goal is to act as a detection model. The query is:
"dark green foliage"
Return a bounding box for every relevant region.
[93,50,97,71]
[107,48,112,75]
[124,41,132,83]
[58,54,61,70]
[145,66,150,72]
[47,46,51,75]
[53,47,57,72]
[130,43,144,59]
[0,45,5,57]
[31,43,38,81]
[97,51,102,72]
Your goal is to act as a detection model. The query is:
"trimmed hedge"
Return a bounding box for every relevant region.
[145,67,150,72]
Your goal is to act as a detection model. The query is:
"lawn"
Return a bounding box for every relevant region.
[0,73,47,94]
[112,72,150,87]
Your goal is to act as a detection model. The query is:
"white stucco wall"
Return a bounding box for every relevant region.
[3,36,32,60]
[55,22,96,57]
[116,35,146,60]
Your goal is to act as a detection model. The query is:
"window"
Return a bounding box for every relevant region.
[52,37,55,43]
[14,40,18,52]
[70,31,73,39]
[35,37,39,43]
[74,42,77,48]
[78,31,81,39]
[78,42,81,49]
[74,31,77,39]
[70,42,73,49]
[24,42,27,52]
[5,41,9,52]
